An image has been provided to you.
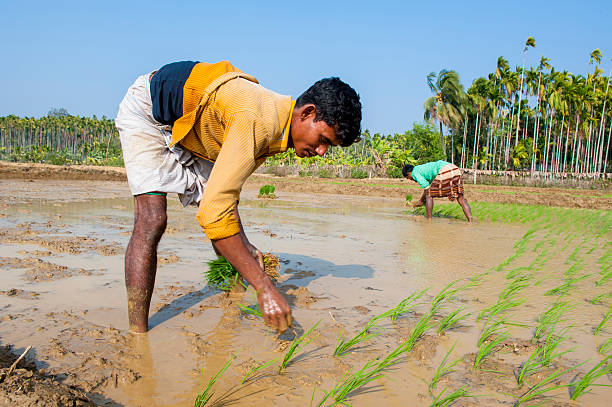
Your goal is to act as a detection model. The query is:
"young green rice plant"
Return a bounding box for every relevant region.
[474,330,510,370]
[258,184,276,198]
[590,292,612,305]
[334,316,383,357]
[499,275,531,300]
[405,193,413,203]
[513,363,580,406]
[430,386,470,407]
[569,355,612,400]
[597,269,612,286]
[194,355,235,407]
[594,304,612,335]
[205,256,244,291]
[237,303,263,318]
[404,310,437,352]
[540,327,573,367]
[515,345,544,386]
[279,321,320,374]
[599,337,612,355]
[533,301,572,342]
[430,280,462,315]
[477,297,525,322]
[532,302,573,342]
[437,305,472,335]
[241,358,279,384]
[545,274,590,296]
[388,288,428,322]
[429,342,462,394]
[314,359,384,407]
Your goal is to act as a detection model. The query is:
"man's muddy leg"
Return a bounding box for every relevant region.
[457,193,473,222]
[125,194,167,333]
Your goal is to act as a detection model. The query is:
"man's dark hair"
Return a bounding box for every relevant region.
[402,164,414,178]
[296,77,362,147]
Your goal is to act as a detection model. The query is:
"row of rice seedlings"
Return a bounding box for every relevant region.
[593,304,611,335]
[437,305,472,335]
[545,274,591,296]
[569,355,612,400]
[429,342,462,394]
[516,327,573,386]
[194,356,235,407]
[533,301,573,342]
[279,321,321,374]
[513,363,581,406]
[474,318,511,369]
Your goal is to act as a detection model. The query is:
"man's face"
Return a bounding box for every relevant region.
[290,104,340,158]
[405,172,413,181]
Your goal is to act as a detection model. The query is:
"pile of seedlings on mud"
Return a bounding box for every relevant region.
[193,203,611,406]
[257,184,276,199]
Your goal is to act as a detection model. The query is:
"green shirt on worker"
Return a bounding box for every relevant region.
[411,160,450,189]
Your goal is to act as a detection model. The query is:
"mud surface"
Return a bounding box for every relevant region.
[0,170,610,406]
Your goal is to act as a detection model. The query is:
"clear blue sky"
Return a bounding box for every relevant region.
[1,0,610,134]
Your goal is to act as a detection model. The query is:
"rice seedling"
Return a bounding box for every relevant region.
[404,310,437,352]
[437,305,472,335]
[205,256,244,291]
[388,288,428,322]
[597,269,612,286]
[499,275,530,300]
[477,297,525,322]
[540,327,573,367]
[314,359,384,407]
[545,274,590,296]
[478,319,507,346]
[594,304,612,335]
[430,386,470,407]
[533,301,572,342]
[241,358,279,384]
[515,345,544,386]
[334,316,383,357]
[564,259,584,276]
[258,184,276,198]
[237,303,263,318]
[590,291,612,305]
[279,321,320,374]
[194,355,235,407]
[513,363,580,406]
[405,193,413,202]
[599,337,612,355]
[429,342,462,394]
[429,280,462,315]
[474,331,509,369]
[569,355,612,400]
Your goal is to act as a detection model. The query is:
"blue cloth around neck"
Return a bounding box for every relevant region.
[150,61,199,125]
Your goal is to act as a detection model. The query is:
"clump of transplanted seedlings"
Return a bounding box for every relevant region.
[194,356,235,407]
[237,303,263,318]
[258,184,276,199]
[513,364,581,407]
[590,292,612,305]
[533,301,572,342]
[241,358,279,384]
[388,288,428,322]
[545,274,590,296]
[334,314,384,357]
[594,304,611,335]
[477,296,524,322]
[474,318,510,369]
[430,386,471,407]
[599,337,612,355]
[278,321,320,374]
[569,355,612,400]
[313,359,385,407]
[429,280,462,314]
[429,342,462,394]
[437,305,472,335]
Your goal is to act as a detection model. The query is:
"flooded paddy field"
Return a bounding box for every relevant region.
[0,178,610,406]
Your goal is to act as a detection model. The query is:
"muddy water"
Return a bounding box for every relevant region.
[0,180,610,406]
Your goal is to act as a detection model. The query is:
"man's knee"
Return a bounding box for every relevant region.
[133,198,167,242]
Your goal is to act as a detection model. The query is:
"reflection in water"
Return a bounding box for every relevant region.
[126,333,158,407]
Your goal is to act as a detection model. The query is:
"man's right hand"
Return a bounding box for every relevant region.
[257,278,292,332]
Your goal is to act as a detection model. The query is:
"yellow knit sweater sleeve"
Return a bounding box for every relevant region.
[197,111,268,240]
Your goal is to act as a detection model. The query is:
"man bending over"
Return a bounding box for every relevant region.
[115,60,362,333]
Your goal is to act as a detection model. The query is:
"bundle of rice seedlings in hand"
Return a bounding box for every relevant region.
[205,257,245,291]
[258,185,276,199]
[205,253,281,291]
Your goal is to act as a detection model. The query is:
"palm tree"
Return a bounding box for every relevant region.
[424,70,465,158]
[515,36,536,147]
